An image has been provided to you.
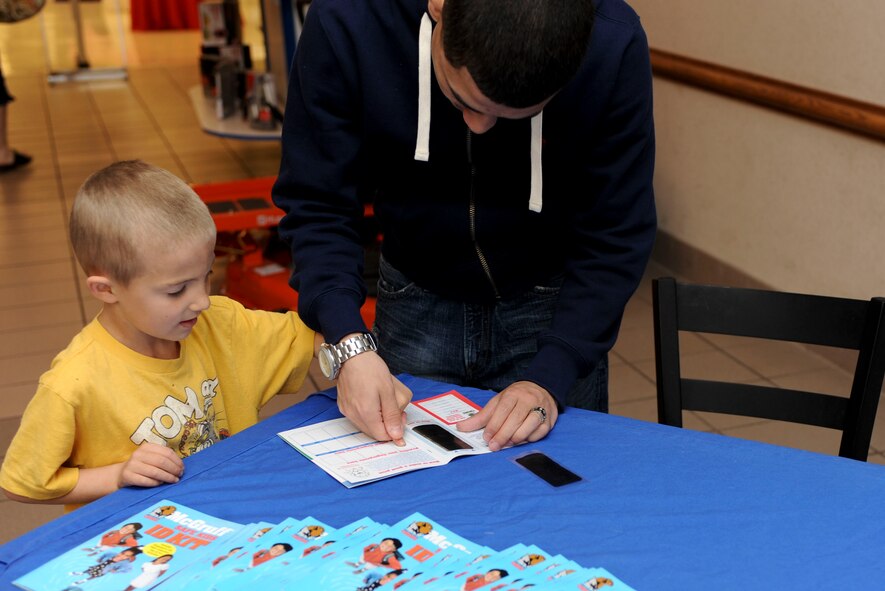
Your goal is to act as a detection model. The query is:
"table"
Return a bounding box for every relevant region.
[2,375,885,590]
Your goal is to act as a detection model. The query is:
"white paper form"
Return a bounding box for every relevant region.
[278,390,494,487]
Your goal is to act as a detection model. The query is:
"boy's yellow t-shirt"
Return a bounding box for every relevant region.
[0,296,314,507]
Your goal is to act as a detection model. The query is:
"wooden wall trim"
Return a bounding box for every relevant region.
[650,48,885,143]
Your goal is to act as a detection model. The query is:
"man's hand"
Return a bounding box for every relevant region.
[118,443,184,488]
[336,351,413,445]
[456,381,558,451]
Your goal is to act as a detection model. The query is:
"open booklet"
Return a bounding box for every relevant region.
[278,390,497,487]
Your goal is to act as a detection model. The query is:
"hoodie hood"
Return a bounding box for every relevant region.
[414,13,544,212]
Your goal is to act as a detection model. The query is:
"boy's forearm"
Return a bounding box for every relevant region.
[58,464,125,504]
[1,464,124,505]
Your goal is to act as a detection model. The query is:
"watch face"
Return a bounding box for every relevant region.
[318,346,336,379]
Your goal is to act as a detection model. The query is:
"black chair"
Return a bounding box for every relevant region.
[652,276,885,461]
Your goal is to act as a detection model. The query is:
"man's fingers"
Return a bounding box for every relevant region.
[380,385,406,445]
[456,397,497,432]
[392,377,413,410]
[341,404,390,443]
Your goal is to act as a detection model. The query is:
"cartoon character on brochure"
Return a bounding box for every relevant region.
[580,577,614,590]
[461,568,510,590]
[80,522,143,556]
[347,537,404,574]
[67,547,143,585]
[250,542,294,567]
[356,568,406,590]
[123,554,174,591]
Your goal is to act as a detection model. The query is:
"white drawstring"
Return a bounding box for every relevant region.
[529,111,543,212]
[414,13,432,162]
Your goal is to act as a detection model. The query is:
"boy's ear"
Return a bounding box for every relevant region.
[86,275,119,304]
[428,0,443,22]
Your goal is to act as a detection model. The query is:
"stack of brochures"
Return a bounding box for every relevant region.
[12,499,637,590]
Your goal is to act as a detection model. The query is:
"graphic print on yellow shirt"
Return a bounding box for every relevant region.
[130,376,231,457]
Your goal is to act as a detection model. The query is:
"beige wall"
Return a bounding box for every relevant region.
[629,0,885,299]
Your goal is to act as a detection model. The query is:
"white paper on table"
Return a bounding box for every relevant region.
[277,390,495,487]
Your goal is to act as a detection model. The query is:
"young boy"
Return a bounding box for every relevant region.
[0,160,318,511]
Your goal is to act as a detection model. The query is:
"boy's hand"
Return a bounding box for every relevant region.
[118,443,184,488]
[15,443,187,506]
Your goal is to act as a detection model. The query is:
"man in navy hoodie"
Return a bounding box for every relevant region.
[273,0,656,451]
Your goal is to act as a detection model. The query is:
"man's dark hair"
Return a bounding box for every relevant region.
[442,0,595,108]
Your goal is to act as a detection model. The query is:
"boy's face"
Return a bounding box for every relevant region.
[97,238,215,358]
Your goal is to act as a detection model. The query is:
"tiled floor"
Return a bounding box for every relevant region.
[1,0,883,547]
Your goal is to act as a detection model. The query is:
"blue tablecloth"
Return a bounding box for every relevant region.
[2,374,885,590]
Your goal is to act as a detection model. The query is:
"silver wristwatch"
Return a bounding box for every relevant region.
[318,333,378,380]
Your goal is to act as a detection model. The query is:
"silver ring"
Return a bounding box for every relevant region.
[530,406,547,424]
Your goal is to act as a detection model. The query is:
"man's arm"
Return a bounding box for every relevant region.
[271,2,408,442]
[521,18,657,406]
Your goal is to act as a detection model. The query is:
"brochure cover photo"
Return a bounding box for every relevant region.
[13,500,243,591]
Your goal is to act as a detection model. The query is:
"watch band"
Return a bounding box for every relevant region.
[319,333,377,380]
[332,333,377,362]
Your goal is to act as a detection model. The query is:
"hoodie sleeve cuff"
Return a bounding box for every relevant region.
[314,290,369,344]
[522,343,584,409]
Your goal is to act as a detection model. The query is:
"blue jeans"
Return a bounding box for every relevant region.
[373,256,608,411]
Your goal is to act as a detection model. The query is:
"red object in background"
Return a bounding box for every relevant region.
[191,177,378,328]
[130,0,201,31]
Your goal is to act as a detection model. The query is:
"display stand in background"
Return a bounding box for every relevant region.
[188,85,281,140]
[42,0,127,84]
[260,0,310,106]
[191,0,283,140]
[130,0,200,31]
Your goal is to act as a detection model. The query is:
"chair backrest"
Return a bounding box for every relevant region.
[652,276,885,461]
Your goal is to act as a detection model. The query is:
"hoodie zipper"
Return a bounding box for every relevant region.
[466,130,500,298]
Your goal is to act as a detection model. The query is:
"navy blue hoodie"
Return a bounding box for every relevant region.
[273,0,656,404]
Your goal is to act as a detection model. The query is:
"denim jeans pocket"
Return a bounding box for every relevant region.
[377,256,423,299]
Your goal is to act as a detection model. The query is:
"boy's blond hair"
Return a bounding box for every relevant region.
[70,160,216,284]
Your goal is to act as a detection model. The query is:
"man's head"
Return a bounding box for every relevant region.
[429,0,594,132]
[70,160,216,286]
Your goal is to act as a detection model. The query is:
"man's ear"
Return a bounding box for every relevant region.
[428,0,443,22]
[86,275,119,304]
